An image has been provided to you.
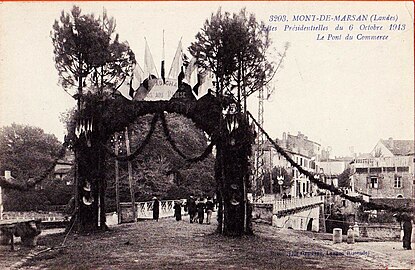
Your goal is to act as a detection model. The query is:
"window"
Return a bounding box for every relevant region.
[370,177,378,189]
[397,167,409,172]
[356,168,368,173]
[394,175,402,188]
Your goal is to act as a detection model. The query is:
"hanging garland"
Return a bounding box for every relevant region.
[159,111,216,163]
[247,111,412,213]
[103,113,159,162]
[275,203,322,218]
[0,145,67,191]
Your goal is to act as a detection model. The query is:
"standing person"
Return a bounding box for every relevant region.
[152,197,160,222]
[205,197,214,225]
[196,199,205,224]
[174,201,182,221]
[402,214,412,250]
[187,196,197,223]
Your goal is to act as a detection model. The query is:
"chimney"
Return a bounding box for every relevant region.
[4,171,11,179]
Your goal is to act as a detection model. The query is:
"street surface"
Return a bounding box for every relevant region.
[0,215,413,270]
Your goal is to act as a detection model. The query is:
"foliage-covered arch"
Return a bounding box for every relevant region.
[72,92,254,235]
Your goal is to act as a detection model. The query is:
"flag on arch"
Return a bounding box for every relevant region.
[144,38,159,79]
[168,39,184,79]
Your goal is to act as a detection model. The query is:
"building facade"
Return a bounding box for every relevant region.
[258,131,321,198]
[350,138,414,199]
[317,157,353,187]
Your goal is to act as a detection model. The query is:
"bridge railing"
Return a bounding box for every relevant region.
[120,199,181,222]
[273,196,324,213]
[135,200,176,219]
[1,211,66,222]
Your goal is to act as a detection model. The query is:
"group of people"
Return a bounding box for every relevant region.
[152,196,215,225]
[185,196,215,224]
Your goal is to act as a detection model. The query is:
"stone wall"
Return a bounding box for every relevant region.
[359,223,401,240]
[252,204,273,224]
[272,205,320,232]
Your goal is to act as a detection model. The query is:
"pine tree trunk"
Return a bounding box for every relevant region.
[217,113,253,236]
[76,133,107,232]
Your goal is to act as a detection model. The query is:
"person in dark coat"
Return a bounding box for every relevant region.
[187,196,197,223]
[196,199,206,224]
[152,197,160,221]
[402,214,412,250]
[174,201,182,221]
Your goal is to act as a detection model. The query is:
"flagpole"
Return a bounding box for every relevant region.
[161,30,165,84]
[114,132,121,224]
[125,127,136,222]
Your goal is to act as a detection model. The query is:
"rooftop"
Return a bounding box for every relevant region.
[381,139,414,156]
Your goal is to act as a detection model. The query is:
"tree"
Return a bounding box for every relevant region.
[51,6,135,98]
[51,6,136,232]
[189,8,287,105]
[338,167,351,188]
[0,124,62,180]
[0,124,64,210]
[104,114,215,204]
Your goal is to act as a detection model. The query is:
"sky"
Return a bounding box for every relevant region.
[0,1,413,157]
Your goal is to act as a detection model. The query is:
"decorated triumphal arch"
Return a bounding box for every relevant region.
[70,89,254,236]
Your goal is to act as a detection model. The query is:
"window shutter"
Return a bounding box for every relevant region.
[366,176,370,188]
[378,176,382,189]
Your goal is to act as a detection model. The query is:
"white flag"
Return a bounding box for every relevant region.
[116,75,133,100]
[144,39,159,79]
[185,57,198,88]
[132,63,144,89]
[198,69,214,99]
[168,39,183,79]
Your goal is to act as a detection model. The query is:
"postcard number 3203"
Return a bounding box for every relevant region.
[269,15,288,22]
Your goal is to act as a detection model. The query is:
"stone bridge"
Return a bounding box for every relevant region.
[253,196,325,232]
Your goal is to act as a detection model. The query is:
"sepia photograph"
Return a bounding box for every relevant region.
[0,1,414,269]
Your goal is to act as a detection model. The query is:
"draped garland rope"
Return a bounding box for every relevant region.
[0,144,67,191]
[103,112,214,163]
[247,111,412,213]
[103,113,159,162]
[159,111,215,163]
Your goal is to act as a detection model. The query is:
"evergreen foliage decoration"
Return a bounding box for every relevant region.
[68,91,235,232]
[214,111,255,236]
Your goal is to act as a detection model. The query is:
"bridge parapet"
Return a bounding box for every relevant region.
[273,196,324,213]
[120,199,179,222]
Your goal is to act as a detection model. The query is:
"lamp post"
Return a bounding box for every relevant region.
[277,175,284,194]
[277,167,284,195]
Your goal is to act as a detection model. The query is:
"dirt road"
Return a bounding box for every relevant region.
[1,216,413,269]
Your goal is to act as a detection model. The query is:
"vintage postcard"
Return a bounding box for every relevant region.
[0,1,413,269]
